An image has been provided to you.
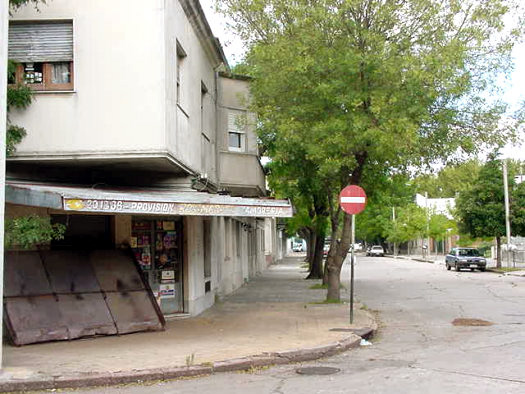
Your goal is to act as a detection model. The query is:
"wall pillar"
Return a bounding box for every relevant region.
[0,0,8,369]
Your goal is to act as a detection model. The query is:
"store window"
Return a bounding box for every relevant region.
[8,21,74,91]
[131,218,183,314]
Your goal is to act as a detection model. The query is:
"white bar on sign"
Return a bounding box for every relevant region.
[341,197,365,203]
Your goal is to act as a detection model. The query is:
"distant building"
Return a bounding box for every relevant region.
[415,194,455,219]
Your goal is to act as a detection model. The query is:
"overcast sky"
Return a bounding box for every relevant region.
[200,0,524,160]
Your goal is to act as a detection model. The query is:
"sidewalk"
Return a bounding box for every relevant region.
[0,256,375,392]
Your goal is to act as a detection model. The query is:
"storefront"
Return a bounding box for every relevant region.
[4,181,293,344]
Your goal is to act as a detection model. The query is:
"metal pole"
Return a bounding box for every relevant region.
[503,159,512,268]
[392,207,397,257]
[0,0,9,369]
[350,214,355,324]
[425,192,430,259]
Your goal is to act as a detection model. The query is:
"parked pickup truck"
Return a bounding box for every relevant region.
[446,247,487,272]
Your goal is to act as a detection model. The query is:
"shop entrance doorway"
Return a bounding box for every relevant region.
[131,218,183,314]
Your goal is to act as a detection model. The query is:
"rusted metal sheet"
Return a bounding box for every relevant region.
[4,296,69,345]
[90,250,145,292]
[41,251,100,294]
[105,291,164,334]
[4,251,53,297]
[57,294,117,337]
[3,250,163,346]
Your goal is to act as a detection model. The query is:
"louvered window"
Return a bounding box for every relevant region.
[8,21,74,91]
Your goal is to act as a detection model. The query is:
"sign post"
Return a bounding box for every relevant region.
[339,185,367,324]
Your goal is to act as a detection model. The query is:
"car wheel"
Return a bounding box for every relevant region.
[446,264,451,271]
[470,268,475,272]
[455,264,460,272]
[480,267,486,272]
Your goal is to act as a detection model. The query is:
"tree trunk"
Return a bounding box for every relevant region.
[326,263,341,300]
[306,232,324,279]
[306,229,315,266]
[326,213,352,301]
[496,236,501,268]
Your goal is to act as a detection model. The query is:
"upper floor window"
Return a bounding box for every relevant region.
[228,111,246,152]
[8,21,74,91]
[176,41,187,106]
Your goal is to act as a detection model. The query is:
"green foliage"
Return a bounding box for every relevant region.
[7,83,33,111]
[386,204,427,244]
[5,216,66,250]
[6,124,27,157]
[6,61,32,157]
[413,160,482,198]
[456,157,525,239]
[429,214,456,241]
[219,0,524,294]
[9,0,44,11]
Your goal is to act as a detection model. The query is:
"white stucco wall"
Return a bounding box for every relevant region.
[9,0,220,180]
[165,0,219,181]
[9,0,166,156]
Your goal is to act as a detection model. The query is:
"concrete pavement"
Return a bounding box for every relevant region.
[0,256,375,392]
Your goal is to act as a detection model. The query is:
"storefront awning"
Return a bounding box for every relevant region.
[6,182,294,218]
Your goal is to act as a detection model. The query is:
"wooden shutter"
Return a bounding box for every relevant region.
[8,21,73,63]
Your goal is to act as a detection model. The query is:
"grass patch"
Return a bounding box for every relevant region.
[309,283,328,289]
[489,267,523,273]
[310,299,345,305]
[309,283,345,290]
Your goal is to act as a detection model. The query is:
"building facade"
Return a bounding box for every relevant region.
[4,0,291,344]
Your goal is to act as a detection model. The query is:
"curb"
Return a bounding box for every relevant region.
[389,255,436,264]
[0,328,375,392]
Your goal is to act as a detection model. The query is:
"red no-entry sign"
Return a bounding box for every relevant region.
[339,185,367,215]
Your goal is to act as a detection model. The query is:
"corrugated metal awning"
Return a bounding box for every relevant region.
[6,182,294,218]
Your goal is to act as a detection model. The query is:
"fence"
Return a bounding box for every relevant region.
[501,249,525,267]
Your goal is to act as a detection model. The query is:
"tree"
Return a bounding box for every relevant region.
[385,204,427,255]
[414,160,482,198]
[219,0,524,300]
[428,213,457,254]
[456,156,525,267]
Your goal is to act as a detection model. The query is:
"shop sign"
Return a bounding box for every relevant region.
[161,270,175,281]
[64,198,292,217]
[159,284,176,299]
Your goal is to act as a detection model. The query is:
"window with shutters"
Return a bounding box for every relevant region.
[8,21,74,91]
[228,110,246,152]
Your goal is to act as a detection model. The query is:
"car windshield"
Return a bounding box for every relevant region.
[458,249,480,257]
[372,246,382,250]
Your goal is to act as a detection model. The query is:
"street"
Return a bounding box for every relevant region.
[55,255,525,393]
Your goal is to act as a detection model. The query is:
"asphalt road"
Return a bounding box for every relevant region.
[61,256,525,394]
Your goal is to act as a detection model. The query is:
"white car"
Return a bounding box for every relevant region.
[367,245,384,257]
[292,243,303,252]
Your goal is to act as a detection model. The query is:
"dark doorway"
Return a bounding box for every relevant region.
[51,214,113,250]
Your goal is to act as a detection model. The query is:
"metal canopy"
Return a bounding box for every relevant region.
[6,182,293,218]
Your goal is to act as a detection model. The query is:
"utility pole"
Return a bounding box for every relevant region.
[503,159,512,268]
